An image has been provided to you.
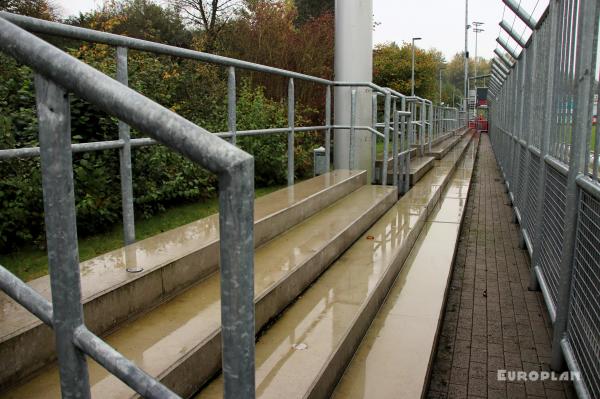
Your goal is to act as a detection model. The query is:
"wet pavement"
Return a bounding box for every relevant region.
[426,134,575,399]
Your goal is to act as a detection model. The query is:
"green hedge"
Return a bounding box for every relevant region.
[0,50,322,252]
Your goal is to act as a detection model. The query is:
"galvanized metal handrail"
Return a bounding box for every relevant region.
[0,11,464,250]
[0,15,255,399]
[0,8,473,399]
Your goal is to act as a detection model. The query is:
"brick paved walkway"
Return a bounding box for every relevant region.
[427,134,575,399]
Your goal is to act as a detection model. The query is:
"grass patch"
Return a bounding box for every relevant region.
[0,185,283,282]
[376,137,413,159]
[376,140,385,158]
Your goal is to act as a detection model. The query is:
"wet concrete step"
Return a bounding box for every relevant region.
[409,160,431,184]
[382,156,436,187]
[457,127,471,139]
[426,134,461,160]
[332,134,479,399]
[374,148,418,171]
[195,132,475,399]
[0,169,367,390]
[1,184,396,398]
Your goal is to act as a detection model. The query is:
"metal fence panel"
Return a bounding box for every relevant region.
[537,163,567,309]
[524,152,540,244]
[516,143,529,214]
[568,188,600,397]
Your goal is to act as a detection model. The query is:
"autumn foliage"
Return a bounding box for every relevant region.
[0,0,332,251]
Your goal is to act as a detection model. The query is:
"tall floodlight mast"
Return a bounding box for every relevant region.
[473,21,485,87]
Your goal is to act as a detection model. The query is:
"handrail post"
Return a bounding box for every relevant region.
[392,98,398,190]
[434,106,437,139]
[116,46,136,250]
[228,66,237,146]
[219,159,255,398]
[35,74,91,398]
[350,88,357,169]
[428,102,433,153]
[371,93,377,184]
[287,78,294,186]
[405,96,412,194]
[420,100,425,156]
[326,85,331,171]
[382,91,391,185]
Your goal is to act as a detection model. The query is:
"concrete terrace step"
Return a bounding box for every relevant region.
[332,134,479,399]
[195,132,475,399]
[426,134,461,160]
[1,184,397,398]
[0,169,366,390]
[374,148,418,172]
[410,156,435,185]
[382,155,435,187]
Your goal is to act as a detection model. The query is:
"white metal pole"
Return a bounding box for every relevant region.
[334,0,373,177]
[475,31,478,80]
[473,22,484,90]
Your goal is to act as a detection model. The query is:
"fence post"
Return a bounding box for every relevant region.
[35,74,91,398]
[508,64,520,203]
[550,0,600,371]
[519,46,533,249]
[530,0,560,291]
[228,66,237,146]
[287,78,294,186]
[116,47,136,250]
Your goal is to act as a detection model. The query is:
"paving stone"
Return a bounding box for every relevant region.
[425,135,574,398]
[448,383,468,399]
[469,361,488,380]
[451,367,470,386]
[468,378,488,397]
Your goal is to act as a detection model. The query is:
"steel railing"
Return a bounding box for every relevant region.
[0,15,255,399]
[0,11,465,252]
[489,0,600,397]
[0,11,467,398]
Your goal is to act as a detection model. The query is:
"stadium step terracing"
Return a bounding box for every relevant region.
[1,130,477,398]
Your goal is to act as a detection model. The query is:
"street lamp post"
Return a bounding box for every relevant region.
[473,22,485,87]
[411,37,422,96]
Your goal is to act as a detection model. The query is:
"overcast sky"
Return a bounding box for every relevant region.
[54,0,549,61]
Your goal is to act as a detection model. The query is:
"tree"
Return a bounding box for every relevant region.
[220,0,333,112]
[173,0,241,52]
[373,42,444,100]
[295,0,333,24]
[445,52,490,93]
[67,0,192,47]
[0,0,58,20]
